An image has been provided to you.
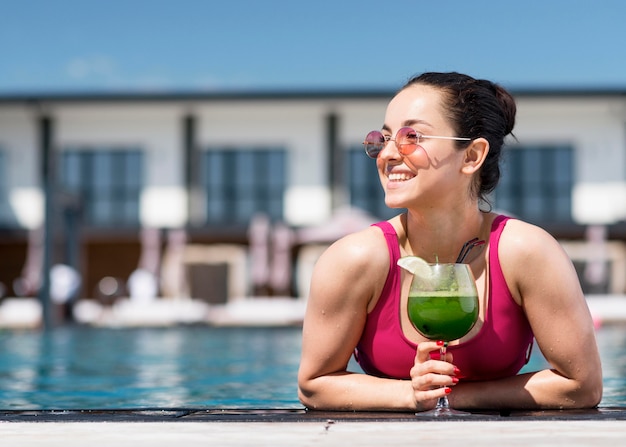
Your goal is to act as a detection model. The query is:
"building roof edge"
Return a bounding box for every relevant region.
[0,87,625,104]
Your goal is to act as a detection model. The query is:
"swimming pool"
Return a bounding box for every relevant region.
[0,326,302,409]
[0,324,623,409]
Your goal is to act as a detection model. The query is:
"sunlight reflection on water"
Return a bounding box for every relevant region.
[0,326,302,409]
[0,323,623,409]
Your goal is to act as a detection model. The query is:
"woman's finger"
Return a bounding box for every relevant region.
[415,340,443,363]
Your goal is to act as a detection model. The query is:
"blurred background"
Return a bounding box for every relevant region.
[1,0,626,328]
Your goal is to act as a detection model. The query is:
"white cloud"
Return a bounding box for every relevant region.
[64,56,175,90]
[65,55,118,82]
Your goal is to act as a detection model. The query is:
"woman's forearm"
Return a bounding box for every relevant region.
[299,371,417,412]
[449,368,602,411]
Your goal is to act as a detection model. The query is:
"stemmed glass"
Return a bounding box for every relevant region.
[406,262,479,417]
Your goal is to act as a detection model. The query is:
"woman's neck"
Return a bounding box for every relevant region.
[401,209,488,264]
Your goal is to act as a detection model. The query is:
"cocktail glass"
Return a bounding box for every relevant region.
[407,262,479,417]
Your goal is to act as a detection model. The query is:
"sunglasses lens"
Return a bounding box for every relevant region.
[363,130,385,158]
[396,127,419,155]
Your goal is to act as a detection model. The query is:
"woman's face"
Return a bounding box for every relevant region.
[377,84,468,210]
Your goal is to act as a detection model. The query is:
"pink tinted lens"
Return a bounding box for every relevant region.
[396,127,419,155]
[364,130,385,158]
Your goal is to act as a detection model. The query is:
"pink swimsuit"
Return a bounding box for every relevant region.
[355,215,534,381]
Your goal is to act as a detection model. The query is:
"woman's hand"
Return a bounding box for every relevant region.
[409,340,460,411]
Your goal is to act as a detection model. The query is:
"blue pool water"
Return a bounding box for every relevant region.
[0,324,623,409]
[0,326,302,409]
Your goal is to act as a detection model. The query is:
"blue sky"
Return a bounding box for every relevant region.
[2,0,626,93]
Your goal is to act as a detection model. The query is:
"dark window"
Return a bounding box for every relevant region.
[202,148,286,225]
[495,145,574,223]
[60,149,143,227]
[346,147,400,220]
[0,150,10,226]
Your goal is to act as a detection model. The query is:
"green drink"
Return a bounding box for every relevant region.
[408,292,478,341]
[399,260,480,416]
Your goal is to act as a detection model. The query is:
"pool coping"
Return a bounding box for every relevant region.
[1,406,625,422]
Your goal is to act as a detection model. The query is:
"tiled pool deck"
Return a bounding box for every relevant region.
[1,408,625,446]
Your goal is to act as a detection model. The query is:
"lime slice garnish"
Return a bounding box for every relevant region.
[397,256,431,278]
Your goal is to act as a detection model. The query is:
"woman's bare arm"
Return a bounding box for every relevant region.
[449,220,603,410]
[297,228,420,411]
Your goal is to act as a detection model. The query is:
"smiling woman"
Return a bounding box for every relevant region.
[298,71,603,414]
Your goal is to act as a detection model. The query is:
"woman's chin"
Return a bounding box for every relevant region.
[384,197,409,210]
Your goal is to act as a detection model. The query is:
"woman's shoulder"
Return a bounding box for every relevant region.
[307,222,395,308]
[497,216,573,299]
[321,222,393,270]
[498,216,559,254]
[310,219,400,287]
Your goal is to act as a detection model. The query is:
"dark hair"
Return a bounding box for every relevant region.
[401,72,516,203]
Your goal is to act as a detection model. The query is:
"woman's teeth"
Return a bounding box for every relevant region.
[388,173,414,182]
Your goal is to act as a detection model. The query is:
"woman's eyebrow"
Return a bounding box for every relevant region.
[402,119,433,129]
[381,120,434,132]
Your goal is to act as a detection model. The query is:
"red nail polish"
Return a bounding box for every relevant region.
[444,387,452,394]
[452,377,459,384]
[436,340,445,346]
[453,367,461,375]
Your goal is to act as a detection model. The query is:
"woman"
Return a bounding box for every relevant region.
[297,72,603,412]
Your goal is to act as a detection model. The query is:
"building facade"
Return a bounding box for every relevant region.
[1,88,626,301]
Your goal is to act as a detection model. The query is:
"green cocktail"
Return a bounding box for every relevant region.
[400,260,480,417]
[408,292,478,341]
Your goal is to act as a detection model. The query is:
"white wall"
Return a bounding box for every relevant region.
[0,105,42,228]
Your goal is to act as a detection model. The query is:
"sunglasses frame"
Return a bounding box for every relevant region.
[363,127,471,159]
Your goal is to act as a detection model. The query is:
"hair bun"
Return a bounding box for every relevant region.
[493,84,516,136]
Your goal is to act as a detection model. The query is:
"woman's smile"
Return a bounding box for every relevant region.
[387,171,416,183]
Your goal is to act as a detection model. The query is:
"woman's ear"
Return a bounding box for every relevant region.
[461,138,489,174]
